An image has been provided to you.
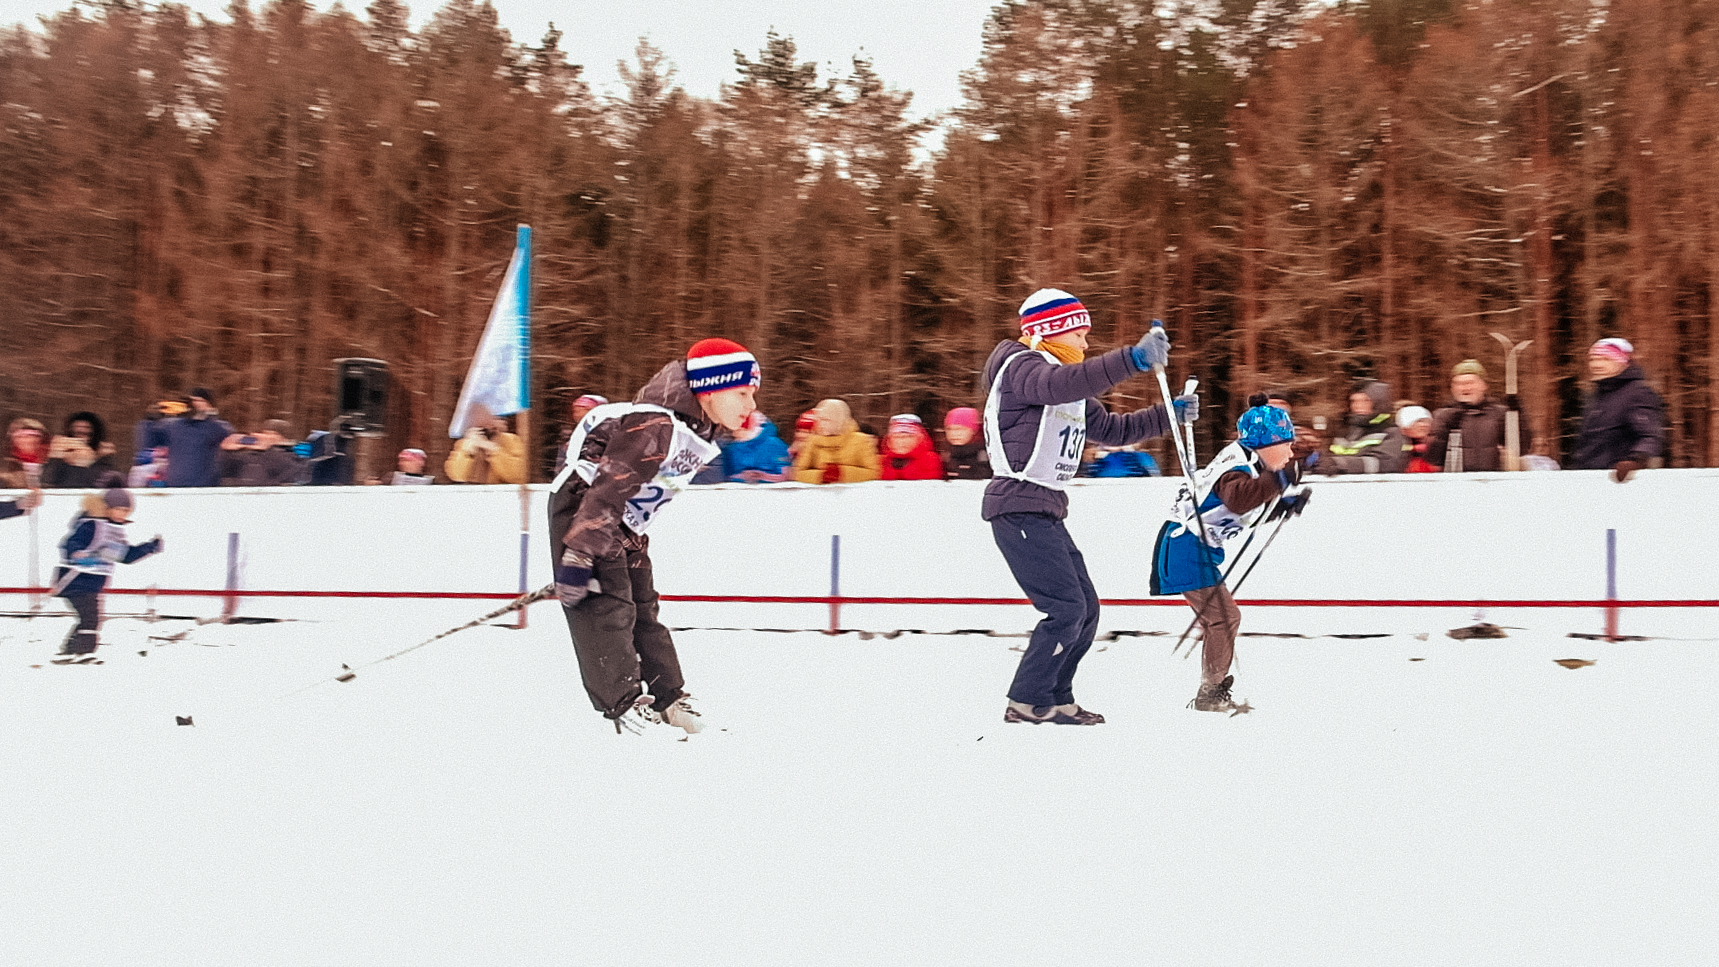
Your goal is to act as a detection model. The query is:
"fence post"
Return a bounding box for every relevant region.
[222,532,240,623]
[1604,528,1618,641]
[516,485,531,629]
[827,534,841,636]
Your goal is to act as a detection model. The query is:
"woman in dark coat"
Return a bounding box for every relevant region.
[42,411,120,489]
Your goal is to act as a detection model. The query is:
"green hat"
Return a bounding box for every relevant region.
[1452,359,1487,380]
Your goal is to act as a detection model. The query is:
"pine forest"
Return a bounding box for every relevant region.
[3,0,1719,475]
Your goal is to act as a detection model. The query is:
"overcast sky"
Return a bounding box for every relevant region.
[0,0,1000,119]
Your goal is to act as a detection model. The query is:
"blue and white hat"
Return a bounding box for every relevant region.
[685,338,761,396]
[1236,396,1295,449]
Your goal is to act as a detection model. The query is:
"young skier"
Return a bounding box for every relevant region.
[1151,394,1311,711]
[549,338,759,734]
[985,288,1195,725]
[52,487,164,660]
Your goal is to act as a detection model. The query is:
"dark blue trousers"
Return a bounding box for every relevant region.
[991,512,1102,707]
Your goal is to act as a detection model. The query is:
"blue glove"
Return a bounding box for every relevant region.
[1173,394,1199,424]
[555,554,596,608]
[1131,321,1171,371]
[1303,451,1319,471]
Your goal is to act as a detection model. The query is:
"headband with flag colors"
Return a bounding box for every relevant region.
[1590,337,1633,363]
[1017,288,1092,339]
[685,338,761,396]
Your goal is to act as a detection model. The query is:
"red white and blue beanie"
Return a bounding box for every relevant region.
[1590,337,1633,363]
[685,338,761,396]
[887,413,923,434]
[1018,288,1092,340]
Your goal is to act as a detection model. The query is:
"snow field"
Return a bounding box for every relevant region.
[2,605,1716,967]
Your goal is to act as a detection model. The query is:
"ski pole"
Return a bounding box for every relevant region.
[1171,493,1305,657]
[1170,511,1272,656]
[283,583,555,697]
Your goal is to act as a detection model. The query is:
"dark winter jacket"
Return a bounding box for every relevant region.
[53,514,162,598]
[0,500,26,522]
[880,424,945,481]
[943,441,991,480]
[549,360,721,571]
[1324,382,1407,474]
[220,444,305,487]
[980,340,1172,520]
[1569,363,1665,471]
[42,412,119,489]
[156,412,235,487]
[721,416,792,482]
[1427,397,1525,472]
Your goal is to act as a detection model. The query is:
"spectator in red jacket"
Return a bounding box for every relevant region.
[880,414,945,481]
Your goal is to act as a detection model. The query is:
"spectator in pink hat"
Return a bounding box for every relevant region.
[387,448,434,485]
[1571,337,1663,481]
[941,407,990,480]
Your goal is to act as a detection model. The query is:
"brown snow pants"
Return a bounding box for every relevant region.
[1185,584,1240,685]
[559,540,685,719]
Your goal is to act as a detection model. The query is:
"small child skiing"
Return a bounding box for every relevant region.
[548,338,759,734]
[52,487,163,659]
[984,288,1196,725]
[1151,395,1311,711]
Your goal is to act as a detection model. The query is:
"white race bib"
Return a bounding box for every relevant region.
[1166,441,1264,547]
[552,403,721,535]
[984,349,1087,491]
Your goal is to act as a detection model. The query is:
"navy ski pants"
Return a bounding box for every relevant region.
[991,512,1102,707]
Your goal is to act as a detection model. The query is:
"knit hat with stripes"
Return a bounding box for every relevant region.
[1017,288,1092,340]
[685,338,760,396]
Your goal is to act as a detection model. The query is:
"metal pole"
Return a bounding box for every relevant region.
[1605,528,1618,641]
[827,534,841,636]
[222,532,240,623]
[516,480,530,630]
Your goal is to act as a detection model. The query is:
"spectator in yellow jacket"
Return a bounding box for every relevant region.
[791,398,881,484]
[445,414,527,484]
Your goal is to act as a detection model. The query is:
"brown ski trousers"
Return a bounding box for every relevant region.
[1185,584,1240,685]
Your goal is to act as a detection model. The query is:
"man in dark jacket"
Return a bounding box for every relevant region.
[1323,380,1408,474]
[1427,360,1528,472]
[157,388,234,487]
[1570,338,1664,481]
[984,288,1192,726]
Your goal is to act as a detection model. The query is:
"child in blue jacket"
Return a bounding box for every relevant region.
[1151,395,1309,711]
[52,488,163,658]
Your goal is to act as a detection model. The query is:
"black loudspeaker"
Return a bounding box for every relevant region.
[334,358,389,436]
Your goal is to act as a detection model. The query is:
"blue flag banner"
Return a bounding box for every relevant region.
[450,224,532,437]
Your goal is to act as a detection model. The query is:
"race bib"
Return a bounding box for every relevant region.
[984,349,1088,491]
[555,403,720,535]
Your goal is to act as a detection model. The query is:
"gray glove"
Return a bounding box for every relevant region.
[1173,394,1199,424]
[1133,321,1171,371]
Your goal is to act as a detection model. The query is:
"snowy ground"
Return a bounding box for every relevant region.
[2,603,1716,967]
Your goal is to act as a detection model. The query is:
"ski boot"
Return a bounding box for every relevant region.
[1189,675,1239,712]
[1004,701,1105,725]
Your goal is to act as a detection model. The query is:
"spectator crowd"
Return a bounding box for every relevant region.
[0,336,1667,493]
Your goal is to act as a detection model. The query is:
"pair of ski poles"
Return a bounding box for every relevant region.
[1145,320,1305,657]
